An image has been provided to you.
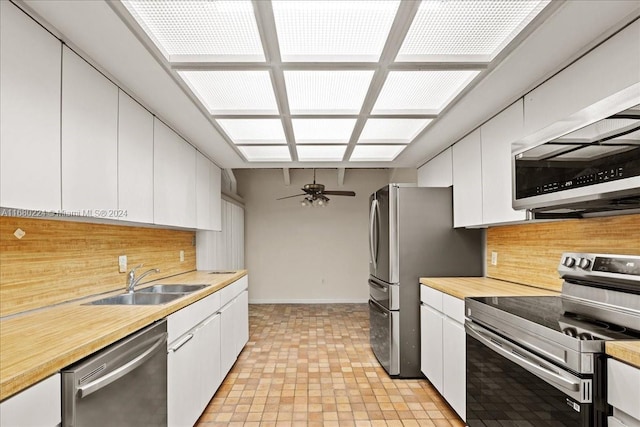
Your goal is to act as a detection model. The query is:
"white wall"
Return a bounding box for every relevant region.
[236,169,396,303]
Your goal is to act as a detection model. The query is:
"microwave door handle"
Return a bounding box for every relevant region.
[78,333,167,398]
[465,323,581,393]
[369,199,377,271]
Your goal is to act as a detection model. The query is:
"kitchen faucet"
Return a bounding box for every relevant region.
[127,264,160,293]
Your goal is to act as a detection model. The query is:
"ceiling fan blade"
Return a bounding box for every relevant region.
[323,190,356,196]
[276,193,307,200]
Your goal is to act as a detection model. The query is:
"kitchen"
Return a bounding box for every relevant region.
[1,1,639,426]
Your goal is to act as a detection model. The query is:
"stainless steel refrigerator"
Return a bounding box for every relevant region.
[368,184,483,378]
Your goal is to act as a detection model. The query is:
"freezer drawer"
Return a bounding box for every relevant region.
[369,298,399,376]
[368,276,399,310]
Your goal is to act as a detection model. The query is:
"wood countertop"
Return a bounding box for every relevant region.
[421,277,640,370]
[419,276,560,299]
[0,270,247,401]
[606,341,640,369]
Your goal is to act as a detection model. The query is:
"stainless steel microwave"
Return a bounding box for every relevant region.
[512,104,640,218]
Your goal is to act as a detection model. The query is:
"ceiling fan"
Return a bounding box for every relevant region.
[277,169,356,207]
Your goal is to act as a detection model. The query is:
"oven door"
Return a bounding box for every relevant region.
[369,298,399,375]
[465,321,597,427]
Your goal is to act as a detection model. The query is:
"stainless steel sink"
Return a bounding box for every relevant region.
[135,284,209,294]
[87,292,183,305]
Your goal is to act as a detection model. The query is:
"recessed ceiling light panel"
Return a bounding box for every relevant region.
[350,145,406,161]
[178,70,279,114]
[284,70,375,114]
[217,119,286,144]
[359,118,433,143]
[122,0,265,61]
[372,70,479,114]
[238,145,291,162]
[297,145,347,161]
[272,0,400,62]
[292,119,357,144]
[397,0,549,62]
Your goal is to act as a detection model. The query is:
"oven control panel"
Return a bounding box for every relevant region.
[559,252,640,280]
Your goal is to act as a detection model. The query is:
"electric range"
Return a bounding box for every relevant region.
[465,252,640,427]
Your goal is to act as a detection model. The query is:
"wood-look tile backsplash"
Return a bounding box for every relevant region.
[0,217,196,317]
[486,213,640,291]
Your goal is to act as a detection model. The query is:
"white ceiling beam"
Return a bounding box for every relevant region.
[337,168,346,187]
[224,168,238,194]
[252,0,298,162]
[342,0,422,161]
[283,168,291,186]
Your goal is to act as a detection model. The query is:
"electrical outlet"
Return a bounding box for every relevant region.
[180,250,185,262]
[118,255,127,273]
[491,251,498,266]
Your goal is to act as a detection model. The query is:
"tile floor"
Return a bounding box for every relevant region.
[196,304,465,427]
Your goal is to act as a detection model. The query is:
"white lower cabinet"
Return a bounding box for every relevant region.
[420,286,466,420]
[167,276,249,426]
[0,374,61,427]
[608,358,640,427]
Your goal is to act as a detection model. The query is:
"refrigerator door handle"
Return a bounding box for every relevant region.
[373,199,380,267]
[369,199,377,271]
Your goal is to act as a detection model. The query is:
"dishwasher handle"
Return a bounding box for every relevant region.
[78,333,167,399]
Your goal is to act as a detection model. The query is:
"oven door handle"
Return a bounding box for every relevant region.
[465,322,583,395]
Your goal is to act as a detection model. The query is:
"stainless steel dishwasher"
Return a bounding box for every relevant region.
[62,320,168,427]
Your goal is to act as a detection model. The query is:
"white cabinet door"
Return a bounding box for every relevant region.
[196,152,213,230]
[420,304,444,394]
[118,90,154,223]
[443,316,466,420]
[0,2,62,212]
[210,164,222,232]
[197,313,222,412]
[480,100,527,224]
[452,129,483,227]
[0,374,61,427]
[153,119,196,228]
[61,46,118,213]
[234,290,249,356]
[168,332,200,427]
[417,148,453,188]
[219,298,237,376]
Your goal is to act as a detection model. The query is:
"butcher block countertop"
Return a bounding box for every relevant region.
[606,341,640,369]
[0,270,247,401]
[421,276,640,370]
[419,276,559,299]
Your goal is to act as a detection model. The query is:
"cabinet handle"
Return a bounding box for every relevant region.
[169,333,194,352]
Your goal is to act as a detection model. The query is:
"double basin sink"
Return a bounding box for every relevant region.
[88,284,209,306]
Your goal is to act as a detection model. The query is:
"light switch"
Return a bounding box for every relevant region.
[491,251,498,266]
[118,255,127,273]
[180,250,185,262]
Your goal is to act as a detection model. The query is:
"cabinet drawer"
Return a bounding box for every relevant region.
[608,359,640,421]
[220,276,248,307]
[168,292,221,343]
[420,286,443,311]
[443,294,465,324]
[0,374,61,427]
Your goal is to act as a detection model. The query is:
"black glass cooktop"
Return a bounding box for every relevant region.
[469,295,640,341]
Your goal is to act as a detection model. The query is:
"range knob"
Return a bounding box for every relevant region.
[578,258,591,270]
[563,257,576,267]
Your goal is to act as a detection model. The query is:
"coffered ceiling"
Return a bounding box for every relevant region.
[119,0,549,163]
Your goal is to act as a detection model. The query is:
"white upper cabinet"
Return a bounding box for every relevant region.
[480,100,527,224]
[452,130,483,228]
[61,46,118,213]
[118,90,154,223]
[210,163,222,231]
[153,118,196,228]
[417,148,453,188]
[0,2,61,211]
[524,19,640,135]
[196,152,221,231]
